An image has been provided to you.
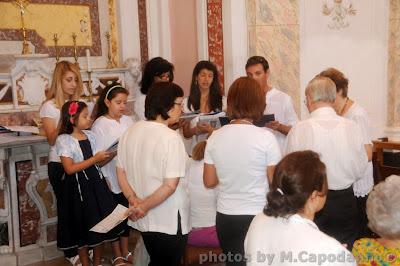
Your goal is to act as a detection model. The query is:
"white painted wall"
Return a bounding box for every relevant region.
[116,0,141,62]
[300,0,389,139]
[222,0,248,93]
[146,0,172,60]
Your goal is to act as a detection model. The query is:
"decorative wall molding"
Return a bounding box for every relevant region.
[0,0,102,57]
[207,0,225,90]
[322,0,357,30]
[138,0,149,63]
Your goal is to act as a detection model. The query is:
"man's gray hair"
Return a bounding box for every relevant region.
[367,175,400,238]
[305,76,337,103]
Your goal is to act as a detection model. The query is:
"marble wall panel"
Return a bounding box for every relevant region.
[255,0,298,25]
[16,160,40,247]
[138,0,149,64]
[387,0,400,127]
[247,0,300,114]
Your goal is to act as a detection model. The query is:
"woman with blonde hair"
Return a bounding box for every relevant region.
[39,61,85,266]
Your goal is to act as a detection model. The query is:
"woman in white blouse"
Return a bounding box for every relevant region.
[182,61,227,154]
[318,68,373,238]
[203,77,281,266]
[245,151,356,266]
[40,61,84,266]
[117,82,189,266]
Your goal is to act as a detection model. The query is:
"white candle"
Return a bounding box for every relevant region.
[86,48,92,71]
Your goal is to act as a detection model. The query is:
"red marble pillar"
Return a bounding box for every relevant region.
[207,0,225,92]
[138,0,149,64]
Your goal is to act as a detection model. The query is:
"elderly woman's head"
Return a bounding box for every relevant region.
[367,175,400,239]
[264,150,328,218]
[145,82,183,125]
[226,77,265,122]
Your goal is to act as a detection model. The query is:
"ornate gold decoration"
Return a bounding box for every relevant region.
[107,0,119,66]
[105,31,116,69]
[13,0,31,54]
[323,0,357,29]
[71,32,79,67]
[86,71,93,102]
[53,33,60,63]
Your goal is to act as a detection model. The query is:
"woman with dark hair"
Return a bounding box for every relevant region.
[203,77,281,266]
[244,151,355,266]
[182,61,226,154]
[134,57,174,121]
[56,101,123,266]
[117,82,189,266]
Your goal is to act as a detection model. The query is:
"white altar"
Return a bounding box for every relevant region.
[0,54,141,265]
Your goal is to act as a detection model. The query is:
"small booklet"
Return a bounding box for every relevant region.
[198,112,226,128]
[179,112,200,122]
[254,114,275,127]
[106,139,119,153]
[90,204,128,233]
[218,114,275,127]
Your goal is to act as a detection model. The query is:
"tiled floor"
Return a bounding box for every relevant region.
[26,231,140,266]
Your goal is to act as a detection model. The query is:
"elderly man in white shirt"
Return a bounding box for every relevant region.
[285,76,369,250]
[246,56,298,151]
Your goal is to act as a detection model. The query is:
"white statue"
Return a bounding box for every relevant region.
[124,58,142,98]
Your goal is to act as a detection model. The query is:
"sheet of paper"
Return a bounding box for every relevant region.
[90,204,128,233]
[3,125,39,134]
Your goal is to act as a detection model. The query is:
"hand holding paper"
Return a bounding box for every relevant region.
[90,204,128,233]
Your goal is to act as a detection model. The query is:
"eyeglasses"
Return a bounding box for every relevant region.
[158,73,171,80]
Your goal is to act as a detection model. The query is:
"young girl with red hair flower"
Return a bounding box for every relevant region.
[56,101,125,266]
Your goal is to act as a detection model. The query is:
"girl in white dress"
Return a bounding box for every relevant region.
[91,82,134,265]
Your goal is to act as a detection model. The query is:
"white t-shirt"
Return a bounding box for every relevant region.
[91,115,134,193]
[264,88,298,152]
[186,158,217,228]
[245,214,356,266]
[285,107,368,190]
[117,120,190,235]
[39,99,95,162]
[204,124,281,215]
[39,100,61,162]
[182,96,227,155]
[134,93,146,121]
[344,102,373,197]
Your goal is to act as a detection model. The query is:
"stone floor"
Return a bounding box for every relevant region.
[26,231,141,266]
[25,231,225,266]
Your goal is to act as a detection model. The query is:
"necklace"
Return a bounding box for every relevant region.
[230,119,253,125]
[339,97,348,115]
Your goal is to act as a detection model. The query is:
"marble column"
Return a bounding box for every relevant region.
[247,0,300,114]
[386,0,400,141]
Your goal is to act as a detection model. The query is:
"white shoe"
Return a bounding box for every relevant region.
[66,255,82,266]
[88,249,94,262]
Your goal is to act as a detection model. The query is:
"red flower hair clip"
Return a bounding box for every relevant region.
[68,102,79,116]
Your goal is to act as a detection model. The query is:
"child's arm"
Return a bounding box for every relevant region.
[61,151,110,175]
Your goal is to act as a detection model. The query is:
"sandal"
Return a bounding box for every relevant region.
[124,251,134,263]
[112,256,128,266]
[66,255,82,266]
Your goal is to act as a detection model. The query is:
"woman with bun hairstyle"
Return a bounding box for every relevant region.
[244,151,356,266]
